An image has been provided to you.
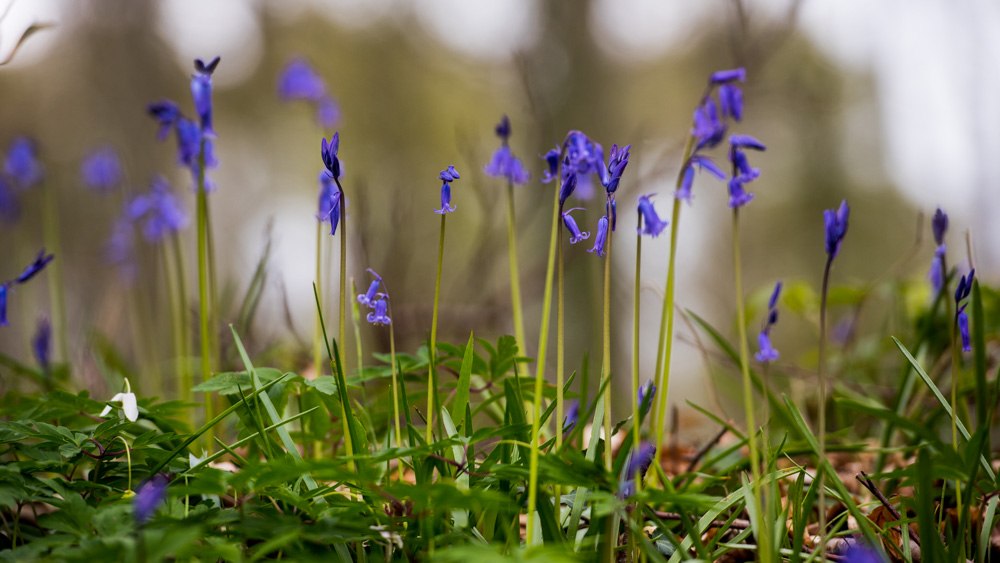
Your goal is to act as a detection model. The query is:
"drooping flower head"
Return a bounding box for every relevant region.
[277,58,340,128]
[127,176,189,243]
[366,295,391,326]
[175,117,218,189]
[932,207,948,246]
[562,208,590,244]
[148,100,181,141]
[956,268,975,352]
[434,165,460,214]
[358,269,383,307]
[637,195,668,237]
[321,133,342,180]
[80,146,122,193]
[824,200,850,259]
[33,316,51,372]
[317,172,342,235]
[587,216,609,257]
[484,115,530,185]
[134,474,168,523]
[4,137,43,190]
[558,173,578,207]
[563,130,607,185]
[603,144,631,194]
[727,135,766,209]
[755,281,782,363]
[191,56,220,138]
[619,441,657,497]
[540,146,560,184]
[691,68,746,150]
[637,380,656,417]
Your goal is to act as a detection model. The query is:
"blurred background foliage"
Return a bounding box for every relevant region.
[0,0,967,433]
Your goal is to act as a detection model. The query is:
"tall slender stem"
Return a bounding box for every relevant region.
[732,208,768,562]
[426,213,446,444]
[601,225,614,472]
[554,204,565,513]
[315,222,324,377]
[334,178,352,459]
[632,229,642,469]
[949,302,963,522]
[505,181,528,368]
[389,307,403,481]
[205,197,220,369]
[41,183,69,366]
[196,139,214,444]
[651,135,696,476]
[526,179,562,546]
[817,254,834,560]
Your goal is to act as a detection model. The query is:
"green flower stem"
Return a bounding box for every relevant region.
[334,178,352,458]
[601,226,614,473]
[526,176,562,546]
[950,308,963,519]
[426,213,446,445]
[315,222,324,378]
[196,140,214,445]
[554,202,565,513]
[651,135,695,480]
[350,278,366,403]
[171,235,192,404]
[632,228,642,476]
[41,183,69,366]
[732,207,768,562]
[205,196,220,368]
[505,181,529,374]
[817,252,834,561]
[387,294,403,481]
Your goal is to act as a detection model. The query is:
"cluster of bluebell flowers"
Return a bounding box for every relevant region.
[277,58,340,129]
[0,249,54,326]
[483,115,529,185]
[928,207,948,296]
[754,281,782,363]
[434,166,460,214]
[147,57,221,190]
[358,269,390,326]
[127,176,189,243]
[956,269,975,352]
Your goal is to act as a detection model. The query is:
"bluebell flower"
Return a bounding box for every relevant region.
[755,280,781,363]
[148,100,181,141]
[692,97,726,150]
[318,172,341,235]
[134,474,168,523]
[718,83,744,121]
[81,147,122,193]
[540,146,560,184]
[563,131,607,185]
[33,316,50,372]
[0,177,20,225]
[277,58,327,101]
[603,144,631,194]
[676,155,726,204]
[959,310,971,352]
[4,137,42,190]
[562,208,590,244]
[955,268,975,304]
[127,176,189,243]
[105,216,137,283]
[619,441,657,497]
[587,216,609,257]
[495,115,511,141]
[932,207,948,246]
[754,332,779,363]
[321,133,342,179]
[637,195,668,237]
[176,117,202,170]
[727,177,755,208]
[366,296,391,326]
[16,249,55,284]
[928,244,945,296]
[709,68,746,85]
[824,200,850,259]
[558,173,578,207]
[191,56,220,138]
[956,268,975,352]
[563,399,579,433]
[637,379,656,417]
[358,269,383,307]
[843,543,886,563]
[485,146,530,186]
[434,165,460,214]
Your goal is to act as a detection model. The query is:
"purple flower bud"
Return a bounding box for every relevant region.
[637,195,668,237]
[603,144,631,194]
[676,165,696,203]
[134,474,169,523]
[959,309,971,352]
[358,269,383,307]
[824,200,850,258]
[718,83,744,121]
[727,177,754,208]
[928,245,945,296]
[709,68,746,85]
[637,380,656,417]
[4,137,42,190]
[495,115,511,142]
[318,172,341,235]
[692,98,726,150]
[366,296,391,326]
[16,249,54,284]
[754,331,779,363]
[540,146,560,184]
[127,176,189,243]
[321,134,342,179]
[277,58,327,101]
[434,165,460,214]
[148,100,181,141]
[620,441,657,497]
[191,56,220,138]
[563,399,580,433]
[562,208,590,244]
[768,281,782,310]
[932,207,948,246]
[558,173,578,206]
[81,147,122,193]
[33,316,50,371]
[587,216,609,257]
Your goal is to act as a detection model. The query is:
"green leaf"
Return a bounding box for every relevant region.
[451,332,475,431]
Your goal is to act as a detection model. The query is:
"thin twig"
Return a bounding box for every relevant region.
[650,510,750,530]
[685,426,728,474]
[856,471,920,547]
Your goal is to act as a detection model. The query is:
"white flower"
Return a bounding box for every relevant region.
[100,379,138,422]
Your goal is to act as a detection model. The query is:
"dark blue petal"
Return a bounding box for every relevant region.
[932,207,948,246]
[709,68,746,84]
[15,250,54,284]
[587,216,609,257]
[495,115,511,141]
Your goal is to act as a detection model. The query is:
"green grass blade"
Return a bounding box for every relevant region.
[972,281,987,425]
[452,332,475,431]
